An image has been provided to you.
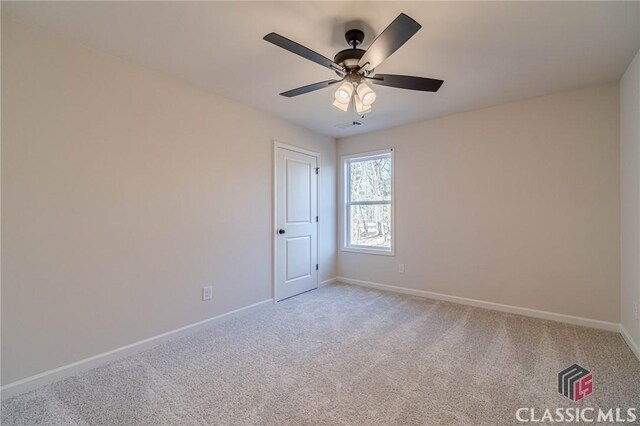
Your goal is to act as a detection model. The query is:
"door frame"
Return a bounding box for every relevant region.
[273,141,321,303]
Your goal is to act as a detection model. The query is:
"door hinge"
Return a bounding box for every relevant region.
[316,216,319,222]
[316,264,319,270]
[315,167,319,175]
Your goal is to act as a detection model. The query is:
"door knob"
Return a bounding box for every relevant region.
[278,229,286,234]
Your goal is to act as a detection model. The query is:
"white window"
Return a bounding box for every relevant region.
[342,149,394,255]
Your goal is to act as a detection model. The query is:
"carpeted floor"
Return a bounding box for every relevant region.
[2,283,639,425]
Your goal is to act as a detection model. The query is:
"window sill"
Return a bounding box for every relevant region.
[341,247,395,257]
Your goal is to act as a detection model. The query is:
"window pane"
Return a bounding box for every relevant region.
[349,204,391,248]
[349,156,391,202]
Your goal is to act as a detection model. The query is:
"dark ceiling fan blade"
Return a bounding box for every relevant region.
[369,74,444,92]
[358,13,421,72]
[280,79,342,97]
[264,33,344,73]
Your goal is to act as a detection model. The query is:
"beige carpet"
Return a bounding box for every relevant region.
[2,283,639,425]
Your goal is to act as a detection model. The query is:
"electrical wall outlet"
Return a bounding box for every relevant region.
[202,286,213,301]
[398,264,405,273]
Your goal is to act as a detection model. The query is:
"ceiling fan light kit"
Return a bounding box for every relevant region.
[333,77,375,113]
[263,13,444,114]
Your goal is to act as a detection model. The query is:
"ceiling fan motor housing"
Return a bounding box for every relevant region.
[334,28,366,72]
[334,29,370,75]
[334,48,365,71]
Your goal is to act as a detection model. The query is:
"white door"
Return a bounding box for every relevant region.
[275,146,318,301]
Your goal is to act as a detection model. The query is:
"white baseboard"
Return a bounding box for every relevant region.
[620,325,640,362]
[336,277,621,332]
[319,277,338,287]
[3,280,635,400]
[0,298,273,400]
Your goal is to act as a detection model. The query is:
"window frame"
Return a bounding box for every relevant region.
[341,149,395,256]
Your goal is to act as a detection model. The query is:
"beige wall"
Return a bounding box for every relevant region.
[337,84,620,323]
[1,19,336,385]
[621,49,640,349]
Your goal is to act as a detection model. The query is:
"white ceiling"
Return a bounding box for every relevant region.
[4,1,640,138]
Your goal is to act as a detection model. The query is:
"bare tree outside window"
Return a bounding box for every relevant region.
[344,151,393,253]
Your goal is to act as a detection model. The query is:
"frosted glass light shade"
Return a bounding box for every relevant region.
[332,98,349,111]
[354,93,371,114]
[356,82,376,106]
[334,81,354,104]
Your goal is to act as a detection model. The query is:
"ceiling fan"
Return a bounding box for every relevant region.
[263,13,443,114]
